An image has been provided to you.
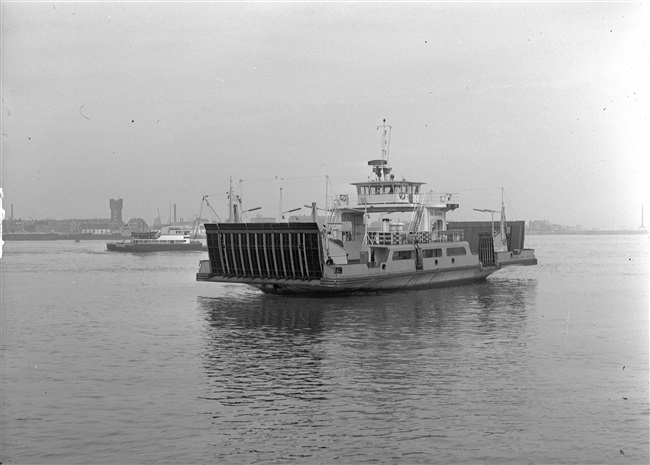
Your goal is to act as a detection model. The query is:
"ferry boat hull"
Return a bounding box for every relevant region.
[107,242,204,252]
[195,120,537,294]
[197,261,536,295]
[196,222,536,295]
[203,266,492,295]
[107,230,204,253]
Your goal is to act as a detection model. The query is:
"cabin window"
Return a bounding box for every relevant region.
[392,250,414,261]
[423,248,442,258]
[446,247,467,256]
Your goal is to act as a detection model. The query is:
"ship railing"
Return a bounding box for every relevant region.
[421,192,461,207]
[357,193,417,205]
[365,230,464,245]
[365,231,406,245]
[434,229,465,242]
[332,192,460,208]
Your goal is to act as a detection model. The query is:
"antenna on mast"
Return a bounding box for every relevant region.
[369,119,393,181]
[377,118,392,165]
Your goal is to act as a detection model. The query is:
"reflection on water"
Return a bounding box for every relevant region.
[195,278,540,462]
[4,236,648,464]
[5,235,648,463]
[198,293,329,408]
[201,293,327,334]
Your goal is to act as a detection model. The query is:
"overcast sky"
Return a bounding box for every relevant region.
[1,2,648,229]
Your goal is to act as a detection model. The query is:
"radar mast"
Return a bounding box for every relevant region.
[368,119,393,181]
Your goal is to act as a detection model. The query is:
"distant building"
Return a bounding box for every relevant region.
[528,220,551,232]
[109,198,124,231]
[81,223,112,235]
[124,218,149,233]
[56,219,82,234]
[249,214,277,223]
[33,221,47,233]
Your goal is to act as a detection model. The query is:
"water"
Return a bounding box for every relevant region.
[1,235,648,464]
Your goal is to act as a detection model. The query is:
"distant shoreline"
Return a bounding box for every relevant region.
[527,230,647,236]
[2,230,647,241]
[2,232,125,241]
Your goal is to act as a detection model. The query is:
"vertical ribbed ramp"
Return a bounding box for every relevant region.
[204,223,324,281]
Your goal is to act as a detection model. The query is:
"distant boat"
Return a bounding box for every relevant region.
[107,231,203,252]
[196,120,537,294]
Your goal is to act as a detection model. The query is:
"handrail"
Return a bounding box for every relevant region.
[329,192,460,207]
[365,230,464,245]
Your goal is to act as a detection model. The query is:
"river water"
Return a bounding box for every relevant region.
[1,234,648,464]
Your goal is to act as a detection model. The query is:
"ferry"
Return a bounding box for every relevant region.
[107,230,204,252]
[196,121,537,294]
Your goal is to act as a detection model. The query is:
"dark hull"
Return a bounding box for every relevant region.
[197,221,537,295]
[107,242,204,252]
[198,265,495,295]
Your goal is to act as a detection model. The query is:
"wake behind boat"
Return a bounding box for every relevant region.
[107,230,204,252]
[196,120,536,294]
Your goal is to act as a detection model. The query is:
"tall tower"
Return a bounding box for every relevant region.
[110,198,123,230]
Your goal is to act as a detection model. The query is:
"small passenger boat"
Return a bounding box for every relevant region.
[196,121,537,294]
[107,230,204,252]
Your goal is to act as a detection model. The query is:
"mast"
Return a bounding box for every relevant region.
[500,187,506,242]
[378,118,391,166]
[233,204,240,223]
[325,175,329,212]
[370,119,393,181]
[228,177,233,223]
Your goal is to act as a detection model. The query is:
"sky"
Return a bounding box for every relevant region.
[1,1,648,229]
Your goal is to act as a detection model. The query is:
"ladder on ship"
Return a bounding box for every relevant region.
[325,195,342,226]
[409,204,425,233]
[326,205,337,224]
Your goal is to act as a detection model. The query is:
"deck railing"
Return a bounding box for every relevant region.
[331,192,460,208]
[365,229,464,245]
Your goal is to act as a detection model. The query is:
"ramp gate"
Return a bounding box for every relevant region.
[478,232,496,266]
[205,223,324,280]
